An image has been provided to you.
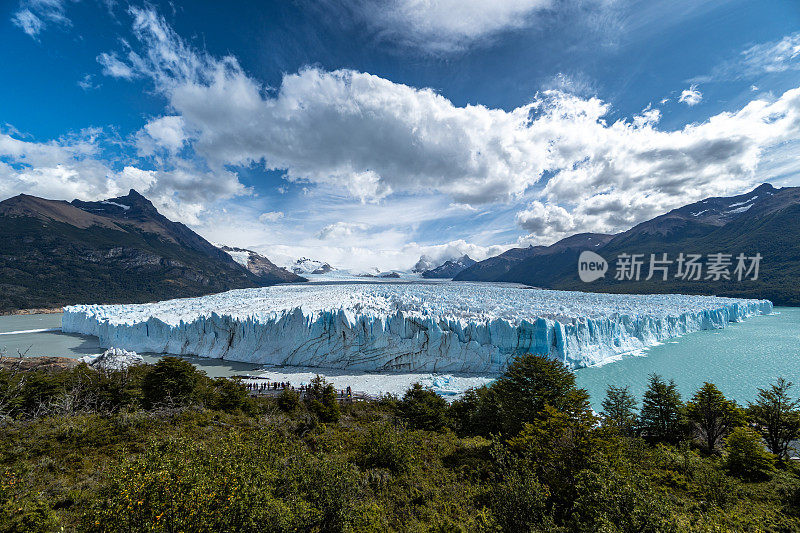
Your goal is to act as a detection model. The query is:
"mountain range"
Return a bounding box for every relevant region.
[456,183,800,305]
[3,183,797,312]
[421,255,477,278]
[0,190,303,313]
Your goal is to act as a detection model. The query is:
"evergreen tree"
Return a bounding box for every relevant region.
[141,357,201,409]
[600,385,638,436]
[686,382,744,453]
[639,374,684,443]
[491,353,593,436]
[305,375,340,423]
[399,383,448,431]
[747,378,800,460]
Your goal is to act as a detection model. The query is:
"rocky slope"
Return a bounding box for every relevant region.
[422,255,477,278]
[219,246,306,284]
[456,184,800,305]
[0,190,301,312]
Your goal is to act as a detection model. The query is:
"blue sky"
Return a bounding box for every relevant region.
[2,0,800,270]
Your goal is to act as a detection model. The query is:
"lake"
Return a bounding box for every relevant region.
[574,306,800,410]
[0,313,262,378]
[1,307,797,406]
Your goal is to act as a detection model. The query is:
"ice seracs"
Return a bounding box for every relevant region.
[63,285,773,372]
[80,347,144,371]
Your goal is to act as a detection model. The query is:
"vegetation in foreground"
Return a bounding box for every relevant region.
[1,352,799,532]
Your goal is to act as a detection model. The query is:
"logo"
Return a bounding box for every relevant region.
[578,251,608,282]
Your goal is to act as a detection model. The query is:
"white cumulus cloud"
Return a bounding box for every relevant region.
[678,84,703,106]
[93,8,800,248]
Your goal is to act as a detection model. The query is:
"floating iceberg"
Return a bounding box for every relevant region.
[63,284,773,372]
[80,347,144,371]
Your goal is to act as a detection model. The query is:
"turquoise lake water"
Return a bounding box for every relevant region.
[1,308,798,405]
[574,307,800,410]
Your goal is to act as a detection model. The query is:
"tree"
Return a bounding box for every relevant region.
[747,378,800,460]
[449,385,500,436]
[725,427,774,480]
[686,382,744,453]
[141,357,202,408]
[304,375,340,423]
[600,385,638,436]
[208,377,250,413]
[491,353,593,436]
[639,374,684,443]
[398,383,448,431]
[276,387,300,413]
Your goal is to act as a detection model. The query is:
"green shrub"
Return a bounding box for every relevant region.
[86,432,363,532]
[398,383,448,431]
[277,386,300,413]
[725,426,775,480]
[490,467,553,533]
[206,377,250,413]
[304,376,340,423]
[0,470,59,533]
[570,466,670,533]
[355,423,413,474]
[690,463,737,509]
[141,357,203,409]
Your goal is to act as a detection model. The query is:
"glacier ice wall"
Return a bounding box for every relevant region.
[62,284,773,372]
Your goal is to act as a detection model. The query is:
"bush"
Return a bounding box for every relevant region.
[204,377,251,413]
[86,433,363,532]
[277,387,300,413]
[690,463,738,509]
[141,357,203,409]
[725,426,775,480]
[570,465,670,532]
[0,470,59,533]
[490,467,553,532]
[355,423,413,474]
[304,376,340,423]
[398,383,448,431]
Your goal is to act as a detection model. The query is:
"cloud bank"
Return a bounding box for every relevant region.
[5,7,800,267]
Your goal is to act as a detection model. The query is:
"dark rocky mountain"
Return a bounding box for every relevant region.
[219,246,306,284]
[455,233,613,283]
[456,184,800,305]
[422,255,477,278]
[0,190,302,312]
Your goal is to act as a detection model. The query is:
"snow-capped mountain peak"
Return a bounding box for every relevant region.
[292,257,334,275]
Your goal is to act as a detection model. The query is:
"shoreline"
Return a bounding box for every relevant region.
[1,307,63,317]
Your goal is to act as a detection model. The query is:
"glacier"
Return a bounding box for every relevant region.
[62,283,773,372]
